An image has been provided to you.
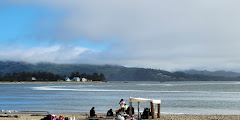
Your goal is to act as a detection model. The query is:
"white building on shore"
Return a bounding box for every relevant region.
[81,78,88,82]
[65,77,71,82]
[64,77,88,82]
[32,77,36,81]
[72,77,80,81]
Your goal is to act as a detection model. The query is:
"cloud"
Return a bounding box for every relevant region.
[0,46,90,64]
[2,0,240,71]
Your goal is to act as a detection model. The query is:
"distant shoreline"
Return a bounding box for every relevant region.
[1,80,238,84]
[0,81,107,84]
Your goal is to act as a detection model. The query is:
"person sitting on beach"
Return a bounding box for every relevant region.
[118,108,129,119]
[125,115,132,120]
[119,99,125,108]
[132,107,135,116]
[41,114,56,120]
[117,113,125,120]
[107,109,113,116]
[90,107,98,117]
[58,115,65,120]
[51,115,57,120]
[141,108,150,119]
[120,108,125,114]
[115,109,120,115]
[126,107,134,116]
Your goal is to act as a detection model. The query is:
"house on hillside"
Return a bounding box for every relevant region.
[65,77,71,82]
[72,77,80,81]
[81,78,88,82]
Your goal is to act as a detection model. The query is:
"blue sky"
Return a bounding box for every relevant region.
[0,5,37,47]
[0,4,60,49]
[0,3,108,50]
[1,1,240,72]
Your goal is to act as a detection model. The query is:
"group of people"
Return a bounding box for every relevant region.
[89,99,134,120]
[89,107,114,117]
[117,99,134,120]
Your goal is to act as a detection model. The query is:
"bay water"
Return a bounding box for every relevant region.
[1,81,240,114]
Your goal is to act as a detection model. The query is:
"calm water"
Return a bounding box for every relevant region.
[1,81,240,114]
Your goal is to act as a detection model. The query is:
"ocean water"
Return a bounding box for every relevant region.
[1,81,240,114]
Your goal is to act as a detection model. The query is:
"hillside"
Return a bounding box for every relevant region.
[0,61,240,81]
[183,69,240,77]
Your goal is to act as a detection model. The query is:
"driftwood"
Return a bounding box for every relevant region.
[0,115,19,118]
[31,114,47,116]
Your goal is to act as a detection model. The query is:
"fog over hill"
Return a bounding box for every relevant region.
[0,61,240,81]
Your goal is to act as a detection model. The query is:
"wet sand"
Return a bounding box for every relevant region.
[1,113,240,120]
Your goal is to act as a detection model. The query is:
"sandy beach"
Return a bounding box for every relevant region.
[1,113,240,120]
[0,113,89,120]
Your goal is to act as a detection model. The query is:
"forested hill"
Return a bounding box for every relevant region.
[0,61,240,81]
[183,69,240,77]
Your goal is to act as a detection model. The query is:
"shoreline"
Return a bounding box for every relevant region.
[1,113,240,120]
[0,81,107,84]
[0,80,237,84]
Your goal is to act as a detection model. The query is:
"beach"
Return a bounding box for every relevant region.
[1,81,240,119]
[161,114,240,120]
[1,113,240,120]
[0,113,88,120]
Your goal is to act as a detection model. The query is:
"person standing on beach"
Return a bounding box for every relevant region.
[119,99,125,108]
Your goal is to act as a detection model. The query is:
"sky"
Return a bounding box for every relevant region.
[1,0,240,72]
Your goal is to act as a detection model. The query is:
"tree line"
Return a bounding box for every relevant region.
[70,72,106,81]
[0,71,106,82]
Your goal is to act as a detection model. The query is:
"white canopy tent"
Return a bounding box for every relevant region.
[130,97,161,104]
[129,97,161,119]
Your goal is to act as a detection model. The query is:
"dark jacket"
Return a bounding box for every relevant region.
[107,110,113,116]
[90,109,96,117]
